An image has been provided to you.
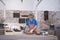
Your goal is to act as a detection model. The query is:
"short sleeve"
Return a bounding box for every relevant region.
[26,19,29,26]
[34,19,38,26]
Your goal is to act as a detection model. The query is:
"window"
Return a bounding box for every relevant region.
[19,18,25,23]
[13,13,20,18]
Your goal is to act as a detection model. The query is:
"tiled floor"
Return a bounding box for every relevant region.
[0,34,58,40]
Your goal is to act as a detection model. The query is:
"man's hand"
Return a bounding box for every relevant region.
[30,27,37,33]
[30,29,34,33]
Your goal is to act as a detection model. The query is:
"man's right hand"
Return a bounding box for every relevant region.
[30,29,34,33]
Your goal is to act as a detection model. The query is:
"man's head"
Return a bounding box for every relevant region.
[28,14,34,19]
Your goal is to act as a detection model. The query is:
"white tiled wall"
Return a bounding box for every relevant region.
[0,10,60,29]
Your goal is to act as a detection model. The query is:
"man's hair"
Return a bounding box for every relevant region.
[29,14,34,18]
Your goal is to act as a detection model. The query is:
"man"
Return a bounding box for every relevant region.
[25,14,38,34]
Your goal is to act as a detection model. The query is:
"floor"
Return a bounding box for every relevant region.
[0,33,58,40]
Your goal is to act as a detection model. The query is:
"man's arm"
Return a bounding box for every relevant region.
[30,19,38,33]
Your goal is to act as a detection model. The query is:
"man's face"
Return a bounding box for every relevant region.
[29,16,33,19]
